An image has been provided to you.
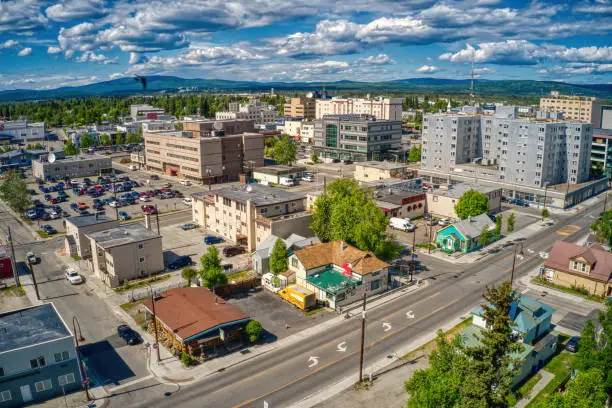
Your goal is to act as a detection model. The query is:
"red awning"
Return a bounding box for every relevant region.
[342,262,352,277]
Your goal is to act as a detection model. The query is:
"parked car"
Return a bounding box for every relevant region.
[26,251,39,264]
[438,218,451,226]
[181,223,196,230]
[389,217,416,232]
[565,337,579,352]
[204,235,223,245]
[141,205,158,214]
[118,211,131,221]
[150,174,159,180]
[139,196,151,202]
[179,179,192,186]
[223,246,246,257]
[162,182,172,188]
[41,224,57,235]
[302,173,315,182]
[77,202,88,210]
[117,325,141,345]
[65,268,83,284]
[182,198,192,206]
[167,255,192,270]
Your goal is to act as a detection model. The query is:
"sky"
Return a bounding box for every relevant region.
[0,0,611,90]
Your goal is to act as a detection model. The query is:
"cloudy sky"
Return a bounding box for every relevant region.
[0,0,611,90]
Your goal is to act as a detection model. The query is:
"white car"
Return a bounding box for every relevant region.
[438,218,451,226]
[139,196,151,202]
[65,268,83,285]
[182,198,193,206]
[180,180,192,186]
[302,173,315,182]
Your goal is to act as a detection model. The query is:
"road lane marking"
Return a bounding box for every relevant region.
[337,342,347,352]
[406,310,415,319]
[382,322,392,332]
[307,356,319,368]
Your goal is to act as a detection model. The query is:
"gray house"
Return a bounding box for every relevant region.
[252,233,320,275]
[0,304,82,407]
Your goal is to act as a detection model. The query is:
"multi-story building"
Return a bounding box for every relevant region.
[313,115,402,161]
[183,119,255,137]
[32,154,113,180]
[64,213,119,259]
[0,121,45,142]
[284,97,316,120]
[301,121,314,144]
[601,105,612,130]
[141,120,176,132]
[143,129,264,183]
[590,128,612,178]
[315,97,402,120]
[540,91,601,127]
[279,119,303,138]
[130,104,165,121]
[87,222,163,288]
[215,100,277,124]
[0,303,82,408]
[191,184,312,251]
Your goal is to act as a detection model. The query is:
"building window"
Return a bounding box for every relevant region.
[139,257,145,263]
[54,351,69,363]
[370,280,381,291]
[138,243,144,249]
[291,257,298,267]
[0,390,11,402]
[35,379,52,393]
[0,367,3,377]
[30,357,46,369]
[58,373,76,386]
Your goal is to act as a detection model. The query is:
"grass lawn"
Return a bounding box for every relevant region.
[0,285,26,297]
[226,270,252,282]
[508,373,542,407]
[36,230,50,238]
[526,351,577,407]
[120,298,149,325]
[113,274,171,293]
[531,276,603,303]
[402,316,473,360]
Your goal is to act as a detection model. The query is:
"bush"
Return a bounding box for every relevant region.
[180,352,194,366]
[246,320,263,343]
[120,158,131,164]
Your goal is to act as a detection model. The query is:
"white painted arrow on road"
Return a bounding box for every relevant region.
[406,310,415,319]
[337,341,347,352]
[308,356,319,367]
[383,322,392,332]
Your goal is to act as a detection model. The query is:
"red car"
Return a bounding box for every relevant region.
[49,197,60,204]
[77,202,88,209]
[223,246,246,257]
[141,205,158,214]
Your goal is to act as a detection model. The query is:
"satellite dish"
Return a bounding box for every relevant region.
[213,121,223,131]
[246,185,253,193]
[48,153,56,163]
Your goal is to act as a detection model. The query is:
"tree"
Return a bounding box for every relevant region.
[507,213,515,233]
[459,282,521,407]
[405,330,468,407]
[2,140,10,152]
[0,170,31,215]
[408,145,422,163]
[181,267,198,287]
[115,132,124,146]
[246,320,263,343]
[269,238,288,275]
[272,135,297,165]
[64,140,78,156]
[541,208,549,219]
[479,226,491,247]
[454,190,489,220]
[199,246,227,290]
[591,210,612,247]
[533,369,608,408]
[100,133,112,146]
[494,214,503,236]
[79,133,95,148]
[311,151,319,164]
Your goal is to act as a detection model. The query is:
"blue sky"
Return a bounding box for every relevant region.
[0,0,611,90]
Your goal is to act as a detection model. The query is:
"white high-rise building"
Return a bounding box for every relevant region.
[315,97,402,120]
[215,100,278,124]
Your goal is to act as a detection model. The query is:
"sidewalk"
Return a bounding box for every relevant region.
[514,370,554,408]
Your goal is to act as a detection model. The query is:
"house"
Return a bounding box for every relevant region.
[143,287,250,358]
[87,223,163,288]
[374,189,426,219]
[64,214,119,259]
[288,241,390,310]
[0,304,82,408]
[252,233,320,276]
[252,165,307,185]
[540,241,612,298]
[426,184,502,220]
[435,213,496,253]
[461,295,558,388]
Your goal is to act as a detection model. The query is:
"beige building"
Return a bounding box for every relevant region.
[215,100,277,123]
[284,97,316,120]
[315,97,402,120]
[301,121,314,143]
[354,161,415,183]
[426,184,502,220]
[32,154,113,180]
[279,120,303,138]
[87,223,164,288]
[192,184,312,251]
[143,129,264,183]
[253,165,306,184]
[183,119,255,137]
[540,91,602,126]
[64,214,119,259]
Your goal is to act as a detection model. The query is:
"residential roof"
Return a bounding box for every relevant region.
[356,161,407,171]
[0,150,23,160]
[0,303,72,354]
[430,183,500,199]
[293,241,390,275]
[203,183,305,206]
[253,165,307,175]
[87,223,160,249]
[448,213,495,240]
[544,241,612,283]
[253,233,320,259]
[67,213,115,228]
[375,189,425,206]
[143,287,249,342]
[307,267,360,294]
[460,325,533,360]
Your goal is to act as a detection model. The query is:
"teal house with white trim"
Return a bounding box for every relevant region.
[435,214,496,253]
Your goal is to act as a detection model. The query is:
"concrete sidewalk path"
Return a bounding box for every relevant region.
[514,370,554,408]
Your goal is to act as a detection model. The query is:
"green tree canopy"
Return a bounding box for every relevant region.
[534,369,608,408]
[269,238,288,275]
[0,170,31,215]
[591,210,612,247]
[181,267,198,287]
[79,133,95,148]
[507,213,515,233]
[272,135,297,165]
[408,145,422,163]
[100,133,112,146]
[64,140,78,156]
[454,190,489,220]
[246,320,263,343]
[310,151,319,164]
[494,214,503,236]
[115,132,124,146]
[199,246,227,289]
[479,226,492,247]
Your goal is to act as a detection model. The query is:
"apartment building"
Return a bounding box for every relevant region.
[601,105,612,130]
[313,115,402,162]
[191,184,312,251]
[32,154,113,180]
[284,97,316,120]
[279,119,303,138]
[183,119,255,137]
[87,223,163,288]
[540,91,601,127]
[301,121,314,143]
[215,100,277,124]
[0,121,45,142]
[64,213,119,259]
[143,129,264,183]
[130,104,165,121]
[591,128,612,178]
[315,97,402,120]
[0,304,82,408]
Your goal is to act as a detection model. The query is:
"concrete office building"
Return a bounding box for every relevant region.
[87,223,164,288]
[284,97,316,120]
[64,214,119,259]
[591,128,612,178]
[420,108,603,208]
[313,115,402,161]
[143,129,264,183]
[0,121,45,142]
[315,97,402,120]
[601,105,612,130]
[301,121,314,143]
[279,119,303,138]
[0,304,82,408]
[215,100,277,124]
[130,104,165,121]
[540,91,601,127]
[191,184,312,251]
[183,119,255,137]
[32,154,113,180]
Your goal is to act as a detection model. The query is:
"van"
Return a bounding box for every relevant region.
[279,177,295,187]
[389,217,416,232]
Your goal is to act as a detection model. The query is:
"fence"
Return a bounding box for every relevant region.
[124,279,187,303]
[213,277,260,298]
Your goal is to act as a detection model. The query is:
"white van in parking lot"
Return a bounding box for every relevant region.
[389,217,416,232]
[279,177,296,187]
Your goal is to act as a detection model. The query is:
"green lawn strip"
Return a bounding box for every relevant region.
[226,270,252,281]
[508,372,542,407]
[119,298,148,325]
[526,351,577,407]
[113,274,171,293]
[0,285,26,297]
[402,316,473,360]
[36,230,49,238]
[531,277,604,303]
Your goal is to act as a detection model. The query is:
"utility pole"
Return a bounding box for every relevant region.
[147,285,161,363]
[155,206,160,235]
[7,226,19,287]
[412,228,416,253]
[428,222,434,254]
[604,179,611,213]
[510,243,523,287]
[358,293,367,383]
[72,316,91,401]
[27,260,40,300]
[113,183,118,221]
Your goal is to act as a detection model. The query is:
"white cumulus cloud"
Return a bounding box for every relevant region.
[17,47,32,57]
[417,65,439,73]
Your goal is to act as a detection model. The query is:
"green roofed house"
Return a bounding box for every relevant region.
[435,213,496,253]
[461,294,558,388]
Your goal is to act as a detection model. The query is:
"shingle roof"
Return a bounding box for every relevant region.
[452,214,495,239]
[143,287,249,342]
[471,294,555,334]
[253,234,320,258]
[293,241,390,275]
[544,241,612,283]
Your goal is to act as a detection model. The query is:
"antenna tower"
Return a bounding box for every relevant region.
[469,49,475,99]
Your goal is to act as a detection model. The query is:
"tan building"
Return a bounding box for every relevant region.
[143,129,264,183]
[284,97,316,120]
[375,190,426,219]
[540,91,602,126]
[32,154,113,180]
[541,241,612,298]
[183,119,255,137]
[316,97,402,120]
[426,184,502,220]
[253,165,307,184]
[87,223,164,288]
[192,184,312,251]
[64,214,119,259]
[354,161,415,183]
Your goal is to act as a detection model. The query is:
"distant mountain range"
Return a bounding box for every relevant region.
[1,75,611,101]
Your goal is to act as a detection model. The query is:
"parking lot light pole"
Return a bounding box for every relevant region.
[72,316,91,401]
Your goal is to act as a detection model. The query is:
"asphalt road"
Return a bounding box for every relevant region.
[113,198,606,408]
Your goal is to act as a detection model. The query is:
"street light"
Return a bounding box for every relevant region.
[145,283,161,363]
[510,242,524,287]
[72,316,91,401]
[541,182,549,222]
